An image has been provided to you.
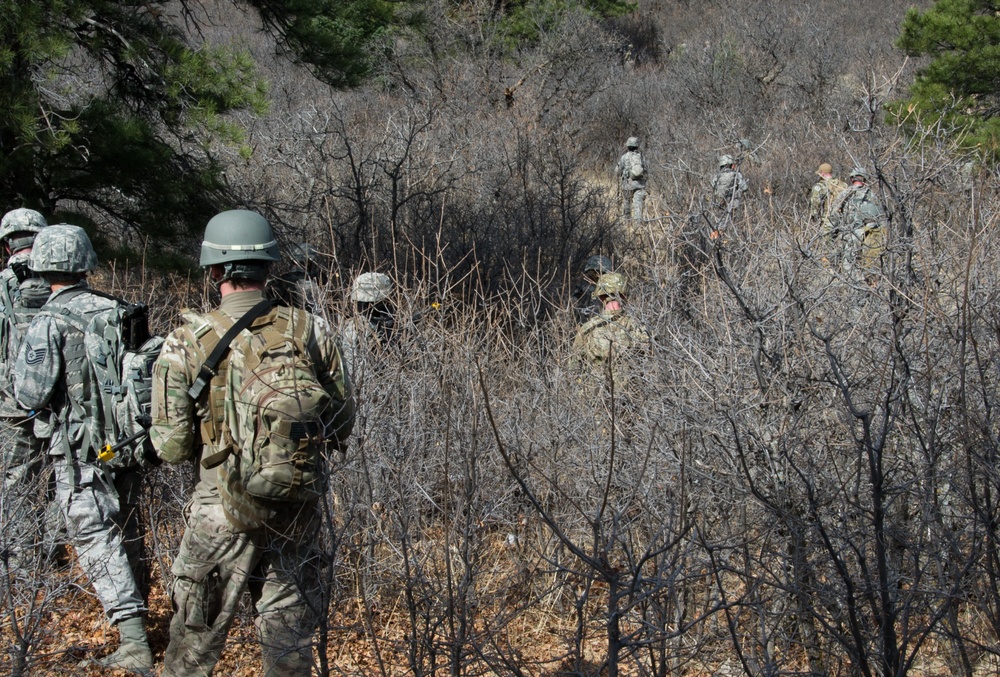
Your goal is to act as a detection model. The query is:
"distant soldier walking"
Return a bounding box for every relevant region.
[828,167,887,278]
[340,271,397,381]
[711,154,749,214]
[616,137,648,221]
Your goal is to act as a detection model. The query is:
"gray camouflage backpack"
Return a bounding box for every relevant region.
[43,291,164,469]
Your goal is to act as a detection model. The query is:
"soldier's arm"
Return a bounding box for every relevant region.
[312,316,356,447]
[13,314,62,411]
[149,328,199,464]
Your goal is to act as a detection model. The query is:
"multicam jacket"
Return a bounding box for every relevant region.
[150,289,355,509]
[809,176,848,225]
[571,309,650,369]
[14,281,118,458]
[0,252,50,416]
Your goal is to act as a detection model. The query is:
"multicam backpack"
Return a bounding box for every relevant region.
[188,301,332,531]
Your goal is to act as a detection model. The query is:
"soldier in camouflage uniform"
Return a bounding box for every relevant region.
[0,208,56,568]
[616,137,647,221]
[808,163,848,237]
[571,255,614,324]
[0,209,50,484]
[711,154,749,214]
[13,225,152,673]
[340,271,396,382]
[150,210,355,677]
[571,272,650,376]
[828,167,887,278]
[267,242,324,313]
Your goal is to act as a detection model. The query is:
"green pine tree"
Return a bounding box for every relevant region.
[892,0,1000,154]
[0,0,397,257]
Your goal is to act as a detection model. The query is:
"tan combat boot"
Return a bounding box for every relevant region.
[98,616,153,675]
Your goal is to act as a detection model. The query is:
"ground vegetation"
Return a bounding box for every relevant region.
[11,0,1000,675]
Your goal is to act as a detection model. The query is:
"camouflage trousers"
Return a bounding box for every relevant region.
[163,501,323,677]
[0,417,62,571]
[623,188,647,221]
[52,457,147,624]
[113,468,150,604]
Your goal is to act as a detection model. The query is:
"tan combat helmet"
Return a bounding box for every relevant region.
[592,272,627,300]
[817,163,833,176]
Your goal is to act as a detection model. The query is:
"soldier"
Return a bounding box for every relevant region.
[616,137,648,221]
[0,209,49,488]
[340,271,396,380]
[267,241,324,313]
[828,167,887,277]
[150,210,355,677]
[572,272,650,374]
[711,154,749,213]
[808,162,848,237]
[571,255,614,324]
[13,225,152,673]
[0,209,56,569]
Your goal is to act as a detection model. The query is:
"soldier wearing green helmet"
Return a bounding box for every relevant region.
[14,224,153,672]
[572,254,615,324]
[150,209,355,676]
[571,271,650,373]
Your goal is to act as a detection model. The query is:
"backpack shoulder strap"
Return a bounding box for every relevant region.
[188,298,273,400]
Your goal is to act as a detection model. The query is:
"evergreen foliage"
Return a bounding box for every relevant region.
[893,0,1000,153]
[0,0,396,253]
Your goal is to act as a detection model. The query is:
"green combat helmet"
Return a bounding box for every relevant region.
[351,272,393,303]
[29,224,97,274]
[849,167,869,183]
[718,154,735,168]
[200,210,280,282]
[592,272,627,300]
[288,242,318,270]
[626,137,640,149]
[584,255,614,276]
[1,209,47,252]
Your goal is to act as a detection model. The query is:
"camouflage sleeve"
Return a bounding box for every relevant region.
[13,313,62,411]
[311,315,356,447]
[149,326,199,464]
